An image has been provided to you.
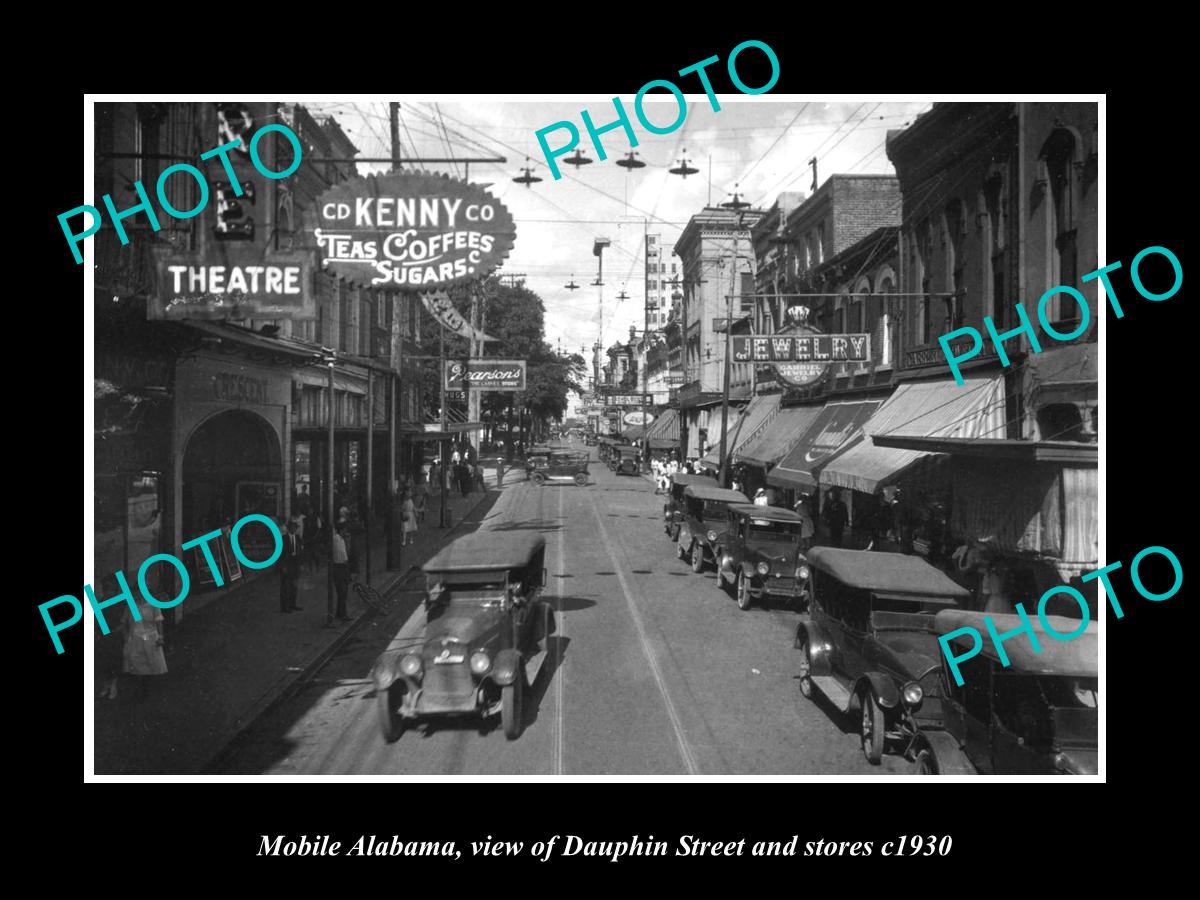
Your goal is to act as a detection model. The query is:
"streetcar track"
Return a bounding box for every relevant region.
[584,484,701,776]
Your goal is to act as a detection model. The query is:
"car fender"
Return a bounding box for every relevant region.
[857,671,901,709]
[796,621,834,677]
[371,650,405,690]
[916,730,977,775]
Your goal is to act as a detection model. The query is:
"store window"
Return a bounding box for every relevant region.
[1043,129,1079,330]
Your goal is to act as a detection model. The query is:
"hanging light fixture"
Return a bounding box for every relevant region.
[564,275,580,291]
[616,151,646,170]
[564,149,594,168]
[721,182,750,210]
[669,149,699,178]
[512,156,542,187]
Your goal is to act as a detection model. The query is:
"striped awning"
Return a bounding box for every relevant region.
[737,404,825,469]
[701,394,781,466]
[817,375,1007,494]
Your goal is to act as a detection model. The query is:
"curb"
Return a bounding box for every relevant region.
[198,485,499,774]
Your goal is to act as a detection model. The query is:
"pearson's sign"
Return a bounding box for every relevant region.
[314,172,516,290]
[444,359,527,392]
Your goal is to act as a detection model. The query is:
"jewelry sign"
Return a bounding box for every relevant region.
[732,333,870,387]
[313,172,517,290]
[444,359,527,392]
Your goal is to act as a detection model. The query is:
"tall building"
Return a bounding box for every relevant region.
[644,233,679,330]
[673,206,765,459]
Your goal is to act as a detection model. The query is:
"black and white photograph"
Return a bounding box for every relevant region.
[77,94,1111,780]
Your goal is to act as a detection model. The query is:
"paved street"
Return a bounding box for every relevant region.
[217,449,907,775]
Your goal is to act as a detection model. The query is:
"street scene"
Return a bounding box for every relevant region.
[89,98,1100,776]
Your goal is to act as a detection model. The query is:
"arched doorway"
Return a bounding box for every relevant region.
[182,410,283,562]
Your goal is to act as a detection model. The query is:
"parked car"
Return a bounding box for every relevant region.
[794,548,968,764]
[676,484,748,573]
[371,531,554,742]
[663,472,706,541]
[909,609,1098,776]
[526,449,590,486]
[614,446,641,476]
[714,504,811,611]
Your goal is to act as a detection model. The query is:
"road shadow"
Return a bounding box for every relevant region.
[552,595,596,612]
[489,519,563,533]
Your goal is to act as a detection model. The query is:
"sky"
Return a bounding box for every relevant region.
[304,97,932,365]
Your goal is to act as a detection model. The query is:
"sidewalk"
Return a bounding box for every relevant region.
[93,468,513,775]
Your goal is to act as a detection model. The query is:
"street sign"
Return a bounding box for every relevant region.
[601,394,652,407]
[713,317,729,332]
[444,359,527,391]
[623,410,654,426]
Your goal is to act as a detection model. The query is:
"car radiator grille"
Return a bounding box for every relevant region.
[422,664,476,701]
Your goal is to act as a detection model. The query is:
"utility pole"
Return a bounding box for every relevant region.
[439,326,448,528]
[326,348,336,620]
[387,104,402,569]
[641,218,649,471]
[389,103,402,168]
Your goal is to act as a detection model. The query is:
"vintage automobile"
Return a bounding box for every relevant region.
[713,504,811,611]
[794,548,969,764]
[371,531,554,742]
[676,484,748,573]
[526,449,590,486]
[663,472,706,541]
[909,609,1098,776]
[613,446,642,476]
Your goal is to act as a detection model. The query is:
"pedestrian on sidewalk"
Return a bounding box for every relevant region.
[96,573,124,701]
[822,489,849,548]
[429,460,442,494]
[401,490,418,546]
[122,595,167,698]
[329,520,352,625]
[457,462,471,498]
[280,519,303,613]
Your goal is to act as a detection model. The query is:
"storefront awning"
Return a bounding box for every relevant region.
[817,375,1006,495]
[624,424,647,440]
[644,407,680,445]
[1026,342,1097,407]
[701,394,781,466]
[737,404,824,469]
[767,400,883,490]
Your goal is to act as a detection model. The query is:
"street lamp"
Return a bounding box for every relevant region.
[321,346,337,621]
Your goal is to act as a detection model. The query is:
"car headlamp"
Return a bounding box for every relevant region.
[469,651,491,675]
[795,565,810,580]
[757,561,770,576]
[707,530,718,543]
[902,682,923,708]
[399,654,423,678]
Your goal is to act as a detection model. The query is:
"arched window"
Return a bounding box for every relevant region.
[943,200,966,332]
[851,276,870,335]
[359,298,373,356]
[834,289,848,334]
[875,268,895,366]
[983,171,1008,329]
[1042,129,1080,328]
[914,221,933,344]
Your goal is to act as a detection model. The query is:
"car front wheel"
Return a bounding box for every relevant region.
[690,543,705,573]
[574,472,587,486]
[736,570,752,610]
[797,642,813,698]
[501,673,524,740]
[915,748,938,775]
[861,690,886,765]
[530,472,546,487]
[377,684,405,743]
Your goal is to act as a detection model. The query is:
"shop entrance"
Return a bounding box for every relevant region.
[182,409,283,560]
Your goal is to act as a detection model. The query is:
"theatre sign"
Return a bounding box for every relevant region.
[313,172,516,290]
[732,332,870,387]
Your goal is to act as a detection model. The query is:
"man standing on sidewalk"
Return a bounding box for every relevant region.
[329,521,352,625]
[280,519,303,614]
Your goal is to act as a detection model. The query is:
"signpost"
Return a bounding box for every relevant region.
[313,172,516,290]
[444,359,527,392]
[732,332,871,388]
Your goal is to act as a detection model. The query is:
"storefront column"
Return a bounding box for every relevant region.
[365,367,374,585]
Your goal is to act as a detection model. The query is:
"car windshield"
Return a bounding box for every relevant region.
[702,501,729,519]
[748,520,800,541]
